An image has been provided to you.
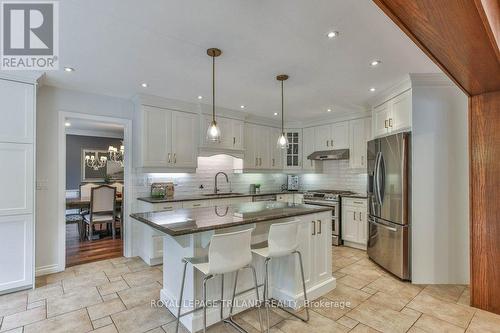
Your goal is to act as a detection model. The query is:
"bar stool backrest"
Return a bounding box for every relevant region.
[208,228,253,275]
[268,219,301,258]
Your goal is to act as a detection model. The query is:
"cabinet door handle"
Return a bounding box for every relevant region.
[330,140,333,147]
[233,137,236,146]
[317,220,322,234]
[192,203,201,207]
[173,153,176,164]
[359,212,362,220]
[259,157,262,166]
[326,140,329,147]
[255,157,258,166]
[272,158,275,166]
[353,212,356,221]
[389,118,393,128]
[384,120,388,129]
[168,153,171,164]
[361,155,364,165]
[311,221,316,235]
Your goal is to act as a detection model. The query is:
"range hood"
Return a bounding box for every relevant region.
[307,149,349,161]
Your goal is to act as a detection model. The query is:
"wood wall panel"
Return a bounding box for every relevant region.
[469,91,500,314]
[373,0,500,96]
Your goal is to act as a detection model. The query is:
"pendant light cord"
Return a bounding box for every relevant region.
[212,55,216,123]
[281,80,284,134]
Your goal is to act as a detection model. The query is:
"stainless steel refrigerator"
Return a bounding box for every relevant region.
[367,132,411,280]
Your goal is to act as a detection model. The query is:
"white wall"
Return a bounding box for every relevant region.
[35,86,133,274]
[411,83,469,284]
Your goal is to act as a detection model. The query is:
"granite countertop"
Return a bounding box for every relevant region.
[340,193,368,199]
[137,190,304,203]
[130,201,331,236]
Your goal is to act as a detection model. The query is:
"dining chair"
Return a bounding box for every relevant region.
[83,185,117,240]
[109,182,124,194]
[79,182,99,199]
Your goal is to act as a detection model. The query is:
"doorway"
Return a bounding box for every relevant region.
[58,112,132,269]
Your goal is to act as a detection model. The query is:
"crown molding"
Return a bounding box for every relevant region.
[0,71,44,85]
[409,73,455,87]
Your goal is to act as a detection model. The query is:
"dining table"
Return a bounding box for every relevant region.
[66,196,123,210]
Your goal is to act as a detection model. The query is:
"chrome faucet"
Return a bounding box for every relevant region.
[214,172,230,194]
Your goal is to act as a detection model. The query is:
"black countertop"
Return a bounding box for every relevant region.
[130,201,331,236]
[137,191,304,203]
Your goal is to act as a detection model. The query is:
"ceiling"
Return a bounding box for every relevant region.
[42,0,439,121]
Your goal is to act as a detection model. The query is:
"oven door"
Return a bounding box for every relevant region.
[304,200,341,246]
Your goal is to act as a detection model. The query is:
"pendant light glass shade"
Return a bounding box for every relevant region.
[206,48,222,143]
[276,74,289,149]
[206,120,221,142]
[277,132,289,149]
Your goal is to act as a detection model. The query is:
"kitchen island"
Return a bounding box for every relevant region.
[130,201,335,333]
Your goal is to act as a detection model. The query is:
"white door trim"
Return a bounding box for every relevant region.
[57,111,133,271]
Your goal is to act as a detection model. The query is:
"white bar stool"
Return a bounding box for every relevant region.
[175,228,264,333]
[251,220,309,332]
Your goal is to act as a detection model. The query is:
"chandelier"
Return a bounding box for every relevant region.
[85,153,107,170]
[108,145,124,167]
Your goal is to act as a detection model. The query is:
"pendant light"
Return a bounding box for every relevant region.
[206,48,222,143]
[277,74,289,149]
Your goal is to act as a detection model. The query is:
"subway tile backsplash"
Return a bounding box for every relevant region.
[131,155,367,207]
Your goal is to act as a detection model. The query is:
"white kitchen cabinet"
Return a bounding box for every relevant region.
[243,123,280,170]
[182,200,211,209]
[201,115,244,151]
[277,193,304,204]
[0,77,36,293]
[284,129,302,169]
[372,89,412,138]
[349,117,371,169]
[341,198,368,249]
[314,124,331,151]
[135,105,198,170]
[313,122,349,151]
[302,127,316,171]
[270,127,284,169]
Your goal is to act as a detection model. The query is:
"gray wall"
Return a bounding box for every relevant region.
[66,134,123,190]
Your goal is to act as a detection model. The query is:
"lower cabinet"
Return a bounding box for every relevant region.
[277,193,304,204]
[341,198,367,249]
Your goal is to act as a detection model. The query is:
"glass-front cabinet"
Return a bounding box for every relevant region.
[285,129,302,169]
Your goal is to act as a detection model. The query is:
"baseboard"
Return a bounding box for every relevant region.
[343,241,367,250]
[271,277,337,309]
[35,264,62,277]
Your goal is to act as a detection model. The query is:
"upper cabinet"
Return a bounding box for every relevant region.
[349,118,371,169]
[302,127,316,171]
[135,105,198,171]
[244,123,282,170]
[372,89,412,138]
[284,129,302,169]
[0,79,34,143]
[314,122,349,151]
[201,115,244,151]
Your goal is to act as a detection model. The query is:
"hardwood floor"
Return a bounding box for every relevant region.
[65,223,123,267]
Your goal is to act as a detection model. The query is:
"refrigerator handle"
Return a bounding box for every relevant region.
[378,153,386,204]
[374,152,382,205]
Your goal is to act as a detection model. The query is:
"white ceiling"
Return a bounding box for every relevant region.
[66,118,124,138]
[42,0,439,121]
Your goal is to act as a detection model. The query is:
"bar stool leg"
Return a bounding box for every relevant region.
[295,250,309,321]
[228,270,239,317]
[264,258,271,333]
[175,260,188,333]
[202,275,214,333]
[249,265,264,333]
[220,274,224,320]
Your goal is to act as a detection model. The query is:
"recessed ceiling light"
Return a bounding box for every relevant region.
[274,112,278,116]
[141,83,148,88]
[327,31,339,39]
[370,60,381,66]
[370,87,376,92]
[64,122,71,127]
[64,67,74,72]
[197,95,203,100]
[240,105,245,109]
[327,108,332,112]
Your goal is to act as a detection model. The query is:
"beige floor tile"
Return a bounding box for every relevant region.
[337,275,371,289]
[0,327,23,333]
[236,307,285,330]
[162,320,190,333]
[92,316,113,329]
[422,284,466,303]
[0,306,46,332]
[146,328,166,333]
[333,271,347,279]
[347,299,420,333]
[23,308,92,333]
[400,307,422,317]
[111,302,175,333]
[205,319,261,333]
[91,324,118,333]
[103,265,131,279]
[126,259,151,272]
[97,279,129,296]
[72,260,115,276]
[118,281,162,308]
[102,293,119,301]
[62,271,109,292]
[0,293,27,317]
[324,283,371,308]
[334,256,360,268]
[350,323,381,332]
[44,270,76,284]
[46,286,102,317]
[110,257,139,266]
[413,314,465,333]
[122,268,162,287]
[337,315,358,329]
[339,263,383,283]
[466,309,500,333]
[368,291,411,311]
[361,287,377,295]
[407,327,427,333]
[407,293,476,328]
[27,282,63,303]
[87,298,126,320]
[275,309,349,333]
[366,276,422,301]
[310,296,351,321]
[457,288,470,306]
[27,299,45,309]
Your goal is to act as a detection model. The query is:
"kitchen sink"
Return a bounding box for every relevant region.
[201,192,244,196]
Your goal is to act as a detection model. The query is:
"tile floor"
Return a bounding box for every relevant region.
[1,246,500,333]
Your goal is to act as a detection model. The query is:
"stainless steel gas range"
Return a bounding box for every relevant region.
[303,190,356,246]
